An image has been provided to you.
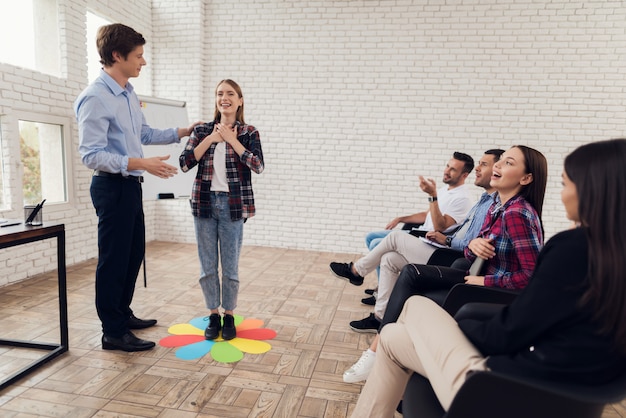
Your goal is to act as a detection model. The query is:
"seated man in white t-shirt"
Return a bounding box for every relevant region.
[330,152,475,332]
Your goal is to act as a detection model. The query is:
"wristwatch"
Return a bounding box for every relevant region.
[428,196,438,202]
[445,236,453,247]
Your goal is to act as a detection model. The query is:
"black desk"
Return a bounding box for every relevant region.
[0,222,68,390]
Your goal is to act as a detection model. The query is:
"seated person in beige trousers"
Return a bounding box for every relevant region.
[330,152,476,329]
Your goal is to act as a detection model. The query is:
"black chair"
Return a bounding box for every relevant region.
[421,241,521,310]
[420,250,465,305]
[401,366,626,418]
[403,223,462,239]
[421,281,520,314]
[401,222,424,231]
[439,283,519,316]
[426,248,464,268]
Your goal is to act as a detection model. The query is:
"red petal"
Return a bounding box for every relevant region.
[237,328,277,340]
[159,334,205,347]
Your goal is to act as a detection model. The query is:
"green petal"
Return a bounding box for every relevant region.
[210,341,244,363]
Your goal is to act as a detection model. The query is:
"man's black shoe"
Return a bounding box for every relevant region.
[127,314,157,329]
[222,314,237,341]
[364,288,377,295]
[361,295,376,306]
[329,262,364,286]
[102,332,155,352]
[205,313,222,340]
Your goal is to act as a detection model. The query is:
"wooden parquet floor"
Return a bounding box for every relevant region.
[0,241,624,417]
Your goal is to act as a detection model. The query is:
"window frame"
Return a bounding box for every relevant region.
[13,110,74,214]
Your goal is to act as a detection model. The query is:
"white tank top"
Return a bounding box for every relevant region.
[210,142,229,192]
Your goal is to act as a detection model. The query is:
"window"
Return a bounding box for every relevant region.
[0,126,5,209]
[0,0,60,76]
[17,112,71,206]
[86,12,110,85]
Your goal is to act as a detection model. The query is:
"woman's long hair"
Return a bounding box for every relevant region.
[513,145,548,221]
[213,79,245,124]
[564,138,626,351]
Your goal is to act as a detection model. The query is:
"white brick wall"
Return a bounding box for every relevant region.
[1,0,625,285]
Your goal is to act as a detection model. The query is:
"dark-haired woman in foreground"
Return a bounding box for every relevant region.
[350,139,626,417]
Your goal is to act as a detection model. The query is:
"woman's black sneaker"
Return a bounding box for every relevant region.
[222,314,237,340]
[205,313,221,340]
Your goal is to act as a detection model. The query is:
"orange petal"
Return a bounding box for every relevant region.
[236,318,264,331]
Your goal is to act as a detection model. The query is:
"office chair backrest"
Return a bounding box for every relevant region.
[402,370,626,418]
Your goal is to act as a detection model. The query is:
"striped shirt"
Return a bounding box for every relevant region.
[448,191,496,251]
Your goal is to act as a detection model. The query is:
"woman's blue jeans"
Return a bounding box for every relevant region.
[194,192,244,311]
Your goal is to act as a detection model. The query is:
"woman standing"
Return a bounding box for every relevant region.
[350,139,626,416]
[180,80,264,340]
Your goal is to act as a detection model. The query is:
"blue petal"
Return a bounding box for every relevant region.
[190,316,210,330]
[175,340,214,360]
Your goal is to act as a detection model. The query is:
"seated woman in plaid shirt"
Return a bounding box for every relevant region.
[179,79,264,341]
[344,145,547,384]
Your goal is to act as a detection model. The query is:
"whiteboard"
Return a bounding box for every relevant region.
[138,95,196,200]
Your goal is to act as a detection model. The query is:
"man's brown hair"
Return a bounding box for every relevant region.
[97,23,145,67]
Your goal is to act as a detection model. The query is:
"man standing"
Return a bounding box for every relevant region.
[330,152,475,331]
[75,23,199,352]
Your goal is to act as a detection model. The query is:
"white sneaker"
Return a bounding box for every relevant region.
[343,349,376,383]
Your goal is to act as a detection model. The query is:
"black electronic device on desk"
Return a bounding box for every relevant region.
[25,199,46,225]
[0,219,22,228]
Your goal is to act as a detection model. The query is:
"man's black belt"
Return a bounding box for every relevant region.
[93,170,144,183]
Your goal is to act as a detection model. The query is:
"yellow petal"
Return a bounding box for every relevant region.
[168,323,204,336]
[228,338,272,354]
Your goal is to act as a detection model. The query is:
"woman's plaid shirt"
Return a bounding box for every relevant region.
[179,121,264,220]
[464,194,544,289]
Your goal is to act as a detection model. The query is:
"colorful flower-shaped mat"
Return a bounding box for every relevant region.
[159,315,277,363]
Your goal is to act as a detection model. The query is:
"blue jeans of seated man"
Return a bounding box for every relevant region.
[194,192,244,311]
[365,230,391,251]
[365,230,391,280]
[364,230,410,281]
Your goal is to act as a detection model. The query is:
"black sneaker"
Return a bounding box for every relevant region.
[350,313,380,333]
[364,288,377,295]
[361,295,376,306]
[221,314,237,341]
[204,313,221,340]
[329,262,364,286]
